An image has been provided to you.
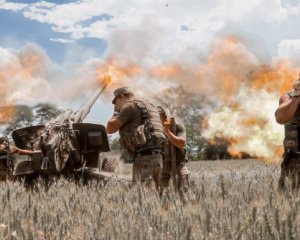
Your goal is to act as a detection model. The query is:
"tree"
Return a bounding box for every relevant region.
[3,105,33,134]
[1,103,62,135]
[109,136,121,151]
[33,103,62,124]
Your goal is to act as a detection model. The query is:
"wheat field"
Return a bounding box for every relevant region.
[0,160,299,240]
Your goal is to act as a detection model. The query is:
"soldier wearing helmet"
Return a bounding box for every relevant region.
[106,87,166,189]
[275,74,300,191]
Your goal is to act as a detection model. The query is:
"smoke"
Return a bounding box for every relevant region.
[0,44,111,122]
[0,32,299,163]
[103,36,299,163]
[198,39,298,163]
[150,39,298,163]
[0,45,53,122]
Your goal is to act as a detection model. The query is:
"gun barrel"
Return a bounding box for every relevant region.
[70,82,108,123]
[54,109,73,124]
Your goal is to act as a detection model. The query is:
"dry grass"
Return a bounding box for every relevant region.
[0,160,299,239]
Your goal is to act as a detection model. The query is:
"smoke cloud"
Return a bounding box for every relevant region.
[0,33,299,163]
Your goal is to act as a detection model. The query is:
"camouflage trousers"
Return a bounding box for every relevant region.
[278,152,300,191]
[132,152,163,189]
[160,161,190,191]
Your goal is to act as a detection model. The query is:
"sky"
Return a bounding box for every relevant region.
[0,0,300,125]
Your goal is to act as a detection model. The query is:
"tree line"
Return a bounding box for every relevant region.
[1,88,240,160]
[0,103,62,135]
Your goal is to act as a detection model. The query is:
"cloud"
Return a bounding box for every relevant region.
[1,0,299,44]
[277,39,300,63]
[50,38,75,43]
[0,1,26,11]
[0,0,299,69]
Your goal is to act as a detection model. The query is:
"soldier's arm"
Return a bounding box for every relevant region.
[164,122,186,149]
[16,148,42,155]
[106,102,134,134]
[106,117,124,134]
[165,130,186,149]
[275,93,300,124]
[10,145,41,155]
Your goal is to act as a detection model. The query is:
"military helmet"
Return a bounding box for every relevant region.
[112,87,133,104]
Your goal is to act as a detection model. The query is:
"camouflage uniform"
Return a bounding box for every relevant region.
[0,144,19,154]
[116,98,166,188]
[0,144,18,180]
[278,92,300,191]
[278,152,300,190]
[161,122,190,192]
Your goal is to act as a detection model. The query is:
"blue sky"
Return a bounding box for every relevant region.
[0,3,107,63]
[1,0,299,65]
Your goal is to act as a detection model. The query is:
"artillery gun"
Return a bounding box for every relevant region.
[0,82,130,183]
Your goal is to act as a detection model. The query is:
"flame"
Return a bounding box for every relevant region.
[250,61,298,95]
[0,49,53,125]
[96,60,142,89]
[228,147,243,159]
[0,37,297,165]
[102,74,113,86]
[201,37,299,163]
[0,105,15,124]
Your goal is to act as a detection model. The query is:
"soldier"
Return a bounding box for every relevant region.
[275,75,300,191]
[106,87,166,189]
[157,106,190,197]
[0,136,41,156]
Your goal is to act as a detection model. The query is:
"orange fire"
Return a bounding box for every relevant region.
[96,60,142,88]
[250,61,298,95]
[238,117,268,127]
[0,105,15,124]
[201,37,300,162]
[228,147,243,159]
[225,137,246,159]
[0,51,43,124]
[205,37,256,101]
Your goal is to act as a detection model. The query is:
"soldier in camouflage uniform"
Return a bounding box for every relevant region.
[0,137,41,156]
[275,75,300,191]
[106,87,166,189]
[0,136,42,180]
[157,106,190,196]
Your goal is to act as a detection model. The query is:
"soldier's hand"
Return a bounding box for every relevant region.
[163,120,171,133]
